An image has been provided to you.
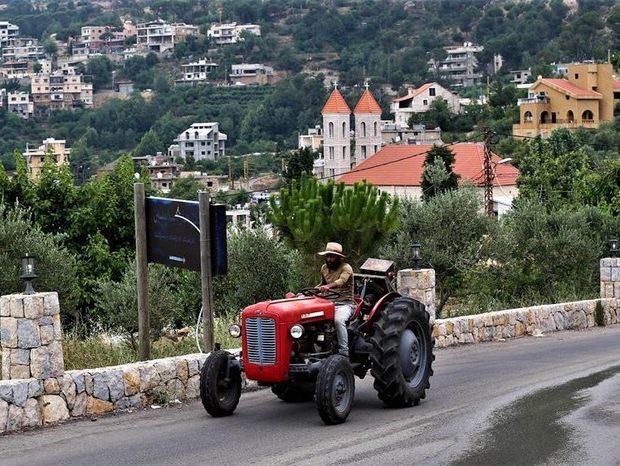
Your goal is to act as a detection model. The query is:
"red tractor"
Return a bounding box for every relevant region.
[199,259,434,424]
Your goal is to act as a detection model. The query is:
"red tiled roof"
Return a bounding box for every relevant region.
[539,79,602,98]
[321,89,351,114]
[354,89,382,114]
[337,143,519,187]
[391,83,433,103]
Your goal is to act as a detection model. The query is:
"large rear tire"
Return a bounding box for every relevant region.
[199,350,242,417]
[370,297,434,408]
[315,355,355,425]
[272,382,315,402]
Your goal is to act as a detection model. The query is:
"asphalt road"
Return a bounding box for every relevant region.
[2,326,620,466]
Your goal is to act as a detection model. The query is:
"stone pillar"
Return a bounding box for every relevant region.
[0,292,64,380]
[600,258,620,299]
[397,268,436,323]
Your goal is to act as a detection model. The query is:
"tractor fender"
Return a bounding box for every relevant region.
[360,291,401,333]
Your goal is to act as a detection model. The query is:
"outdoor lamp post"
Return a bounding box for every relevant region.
[20,254,37,295]
[610,239,618,258]
[412,243,422,270]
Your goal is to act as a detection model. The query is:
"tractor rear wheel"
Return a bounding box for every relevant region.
[199,350,241,417]
[315,355,355,425]
[370,297,434,408]
[272,382,315,402]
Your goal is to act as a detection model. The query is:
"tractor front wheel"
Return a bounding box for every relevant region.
[315,355,355,425]
[199,350,242,417]
[370,297,434,408]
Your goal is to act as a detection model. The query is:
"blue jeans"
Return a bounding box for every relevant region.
[335,304,354,355]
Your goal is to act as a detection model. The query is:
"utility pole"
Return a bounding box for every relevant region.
[198,191,214,351]
[133,183,150,360]
[228,156,234,190]
[482,128,495,217]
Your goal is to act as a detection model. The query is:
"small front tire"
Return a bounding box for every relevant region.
[199,350,242,417]
[315,355,355,425]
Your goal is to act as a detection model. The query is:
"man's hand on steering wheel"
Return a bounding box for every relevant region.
[318,285,330,294]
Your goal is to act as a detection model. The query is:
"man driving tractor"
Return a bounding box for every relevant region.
[317,242,354,357]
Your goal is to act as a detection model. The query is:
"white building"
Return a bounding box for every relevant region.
[322,87,352,178]
[0,21,19,46]
[207,23,260,45]
[1,38,44,61]
[7,91,33,119]
[390,82,461,127]
[178,59,218,83]
[136,20,199,53]
[510,69,532,85]
[299,126,323,152]
[230,63,274,85]
[380,122,442,146]
[173,123,227,161]
[428,42,484,87]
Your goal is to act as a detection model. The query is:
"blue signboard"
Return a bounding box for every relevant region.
[145,197,227,275]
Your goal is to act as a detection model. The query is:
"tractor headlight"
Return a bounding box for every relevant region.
[228,324,241,338]
[290,324,304,339]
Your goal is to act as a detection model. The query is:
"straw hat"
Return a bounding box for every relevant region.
[317,242,345,257]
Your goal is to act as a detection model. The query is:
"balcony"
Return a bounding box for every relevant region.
[517,96,550,105]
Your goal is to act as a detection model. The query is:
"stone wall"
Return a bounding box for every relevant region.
[0,293,64,380]
[0,353,213,433]
[397,268,436,323]
[600,258,620,298]
[432,298,618,348]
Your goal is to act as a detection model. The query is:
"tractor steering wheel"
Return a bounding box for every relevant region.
[299,287,341,300]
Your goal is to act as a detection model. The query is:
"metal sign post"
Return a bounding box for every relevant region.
[134,183,151,360]
[199,191,215,351]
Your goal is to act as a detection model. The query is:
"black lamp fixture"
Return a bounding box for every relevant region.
[610,238,618,258]
[412,242,422,270]
[20,254,37,295]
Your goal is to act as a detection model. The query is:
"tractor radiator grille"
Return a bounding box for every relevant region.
[245,317,276,365]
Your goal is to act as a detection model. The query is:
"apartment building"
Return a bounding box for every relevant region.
[510,69,532,86]
[390,82,461,127]
[31,70,93,112]
[79,25,126,53]
[0,60,29,78]
[24,138,70,179]
[1,38,44,61]
[513,63,620,138]
[298,127,323,152]
[207,23,260,45]
[381,122,442,146]
[136,20,198,53]
[0,21,19,46]
[173,123,227,161]
[428,42,484,87]
[178,59,218,83]
[7,91,33,119]
[230,63,275,85]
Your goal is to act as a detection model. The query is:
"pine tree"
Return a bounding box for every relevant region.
[421,145,459,201]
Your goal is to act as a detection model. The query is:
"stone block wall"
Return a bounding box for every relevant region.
[600,258,620,298]
[0,353,216,433]
[0,293,64,380]
[432,298,618,348]
[397,268,436,323]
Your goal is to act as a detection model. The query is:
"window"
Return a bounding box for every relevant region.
[374,145,378,153]
[361,122,366,137]
[207,181,213,187]
[361,146,367,159]
[540,111,550,123]
[342,122,346,137]
[524,111,533,122]
[574,73,579,79]
[565,95,570,100]
[567,110,574,122]
[582,110,593,121]
[342,146,346,159]
[374,122,378,136]
[329,146,334,160]
[328,122,334,137]
[429,87,436,96]
[423,99,428,106]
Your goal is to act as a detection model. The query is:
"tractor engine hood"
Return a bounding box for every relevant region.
[243,296,335,324]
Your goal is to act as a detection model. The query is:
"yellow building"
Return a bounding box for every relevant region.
[513,63,620,138]
[25,138,70,179]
